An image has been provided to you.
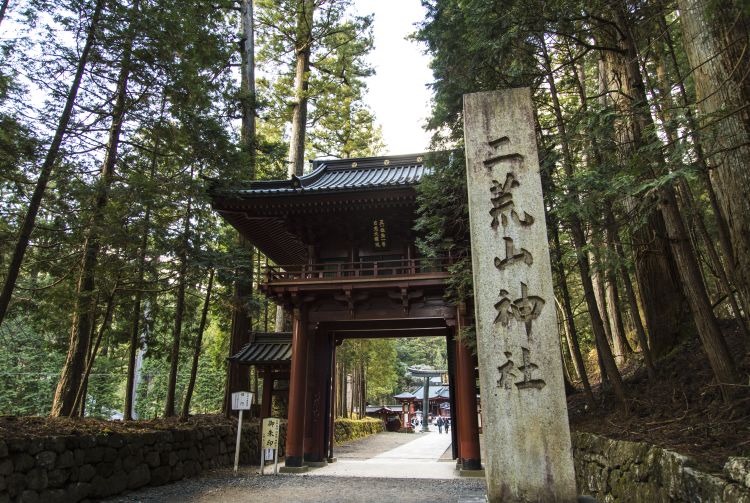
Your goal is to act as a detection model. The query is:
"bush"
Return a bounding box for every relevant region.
[334,417,384,444]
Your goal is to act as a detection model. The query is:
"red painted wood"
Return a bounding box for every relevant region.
[284,308,308,467]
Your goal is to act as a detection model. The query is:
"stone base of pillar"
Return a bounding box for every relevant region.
[283,455,305,468]
[303,452,325,463]
[306,460,328,468]
[458,465,485,477]
[280,461,309,473]
[460,458,483,471]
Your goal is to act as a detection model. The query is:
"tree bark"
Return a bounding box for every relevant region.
[646,52,750,339]
[678,0,750,319]
[0,0,10,27]
[287,0,314,177]
[0,0,105,328]
[51,0,139,416]
[240,0,256,171]
[604,228,633,362]
[71,282,118,416]
[608,212,657,379]
[591,248,614,350]
[225,0,257,415]
[658,185,739,398]
[659,14,746,319]
[610,3,739,397]
[546,167,595,407]
[599,45,686,358]
[124,96,165,420]
[540,39,628,409]
[181,268,214,420]
[165,192,192,417]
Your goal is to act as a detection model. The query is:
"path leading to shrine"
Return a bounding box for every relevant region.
[310,427,456,478]
[105,429,487,503]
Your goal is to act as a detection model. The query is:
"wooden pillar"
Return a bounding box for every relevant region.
[305,329,328,463]
[456,305,481,470]
[327,338,337,460]
[261,369,273,419]
[284,307,308,467]
[447,330,459,459]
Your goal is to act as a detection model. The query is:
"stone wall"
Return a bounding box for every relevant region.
[333,418,384,445]
[573,432,750,502]
[0,419,286,503]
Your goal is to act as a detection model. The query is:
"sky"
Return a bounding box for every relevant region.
[353,0,434,155]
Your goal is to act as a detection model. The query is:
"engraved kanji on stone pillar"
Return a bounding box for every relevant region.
[496,347,546,391]
[493,282,545,338]
[494,236,533,271]
[489,173,535,230]
[464,88,576,503]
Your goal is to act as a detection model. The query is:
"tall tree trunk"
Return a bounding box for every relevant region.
[599,47,686,358]
[678,0,750,319]
[51,0,139,416]
[658,186,739,397]
[71,282,118,416]
[646,52,750,339]
[610,3,739,397]
[608,212,657,379]
[543,146,595,407]
[240,0,256,173]
[591,248,614,350]
[181,268,214,420]
[124,120,164,420]
[604,231,633,362]
[0,0,10,27]
[659,14,747,320]
[287,0,314,177]
[226,0,257,415]
[0,0,105,328]
[540,39,628,409]
[165,193,192,417]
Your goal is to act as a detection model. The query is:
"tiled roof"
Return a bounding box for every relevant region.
[228,332,292,365]
[409,385,450,400]
[231,154,430,197]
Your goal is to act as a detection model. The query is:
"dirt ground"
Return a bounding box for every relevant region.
[567,321,750,471]
[103,468,487,503]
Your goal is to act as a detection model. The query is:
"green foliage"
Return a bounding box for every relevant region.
[0,317,65,416]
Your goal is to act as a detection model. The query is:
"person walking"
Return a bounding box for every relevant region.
[444,418,450,434]
[437,416,444,434]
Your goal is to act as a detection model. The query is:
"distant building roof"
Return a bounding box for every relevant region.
[365,405,400,415]
[409,385,451,400]
[393,392,416,400]
[227,332,292,365]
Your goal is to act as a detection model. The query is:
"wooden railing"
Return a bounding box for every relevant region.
[265,257,453,283]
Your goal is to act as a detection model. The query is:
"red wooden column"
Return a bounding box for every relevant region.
[284,307,308,468]
[456,304,482,471]
[260,368,273,419]
[304,326,327,463]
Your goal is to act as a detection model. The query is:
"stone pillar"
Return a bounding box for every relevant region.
[456,306,481,470]
[463,88,576,502]
[421,377,430,432]
[284,307,308,468]
[260,369,273,419]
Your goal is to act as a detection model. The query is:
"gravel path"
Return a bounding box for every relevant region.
[105,468,487,503]
[105,431,487,502]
